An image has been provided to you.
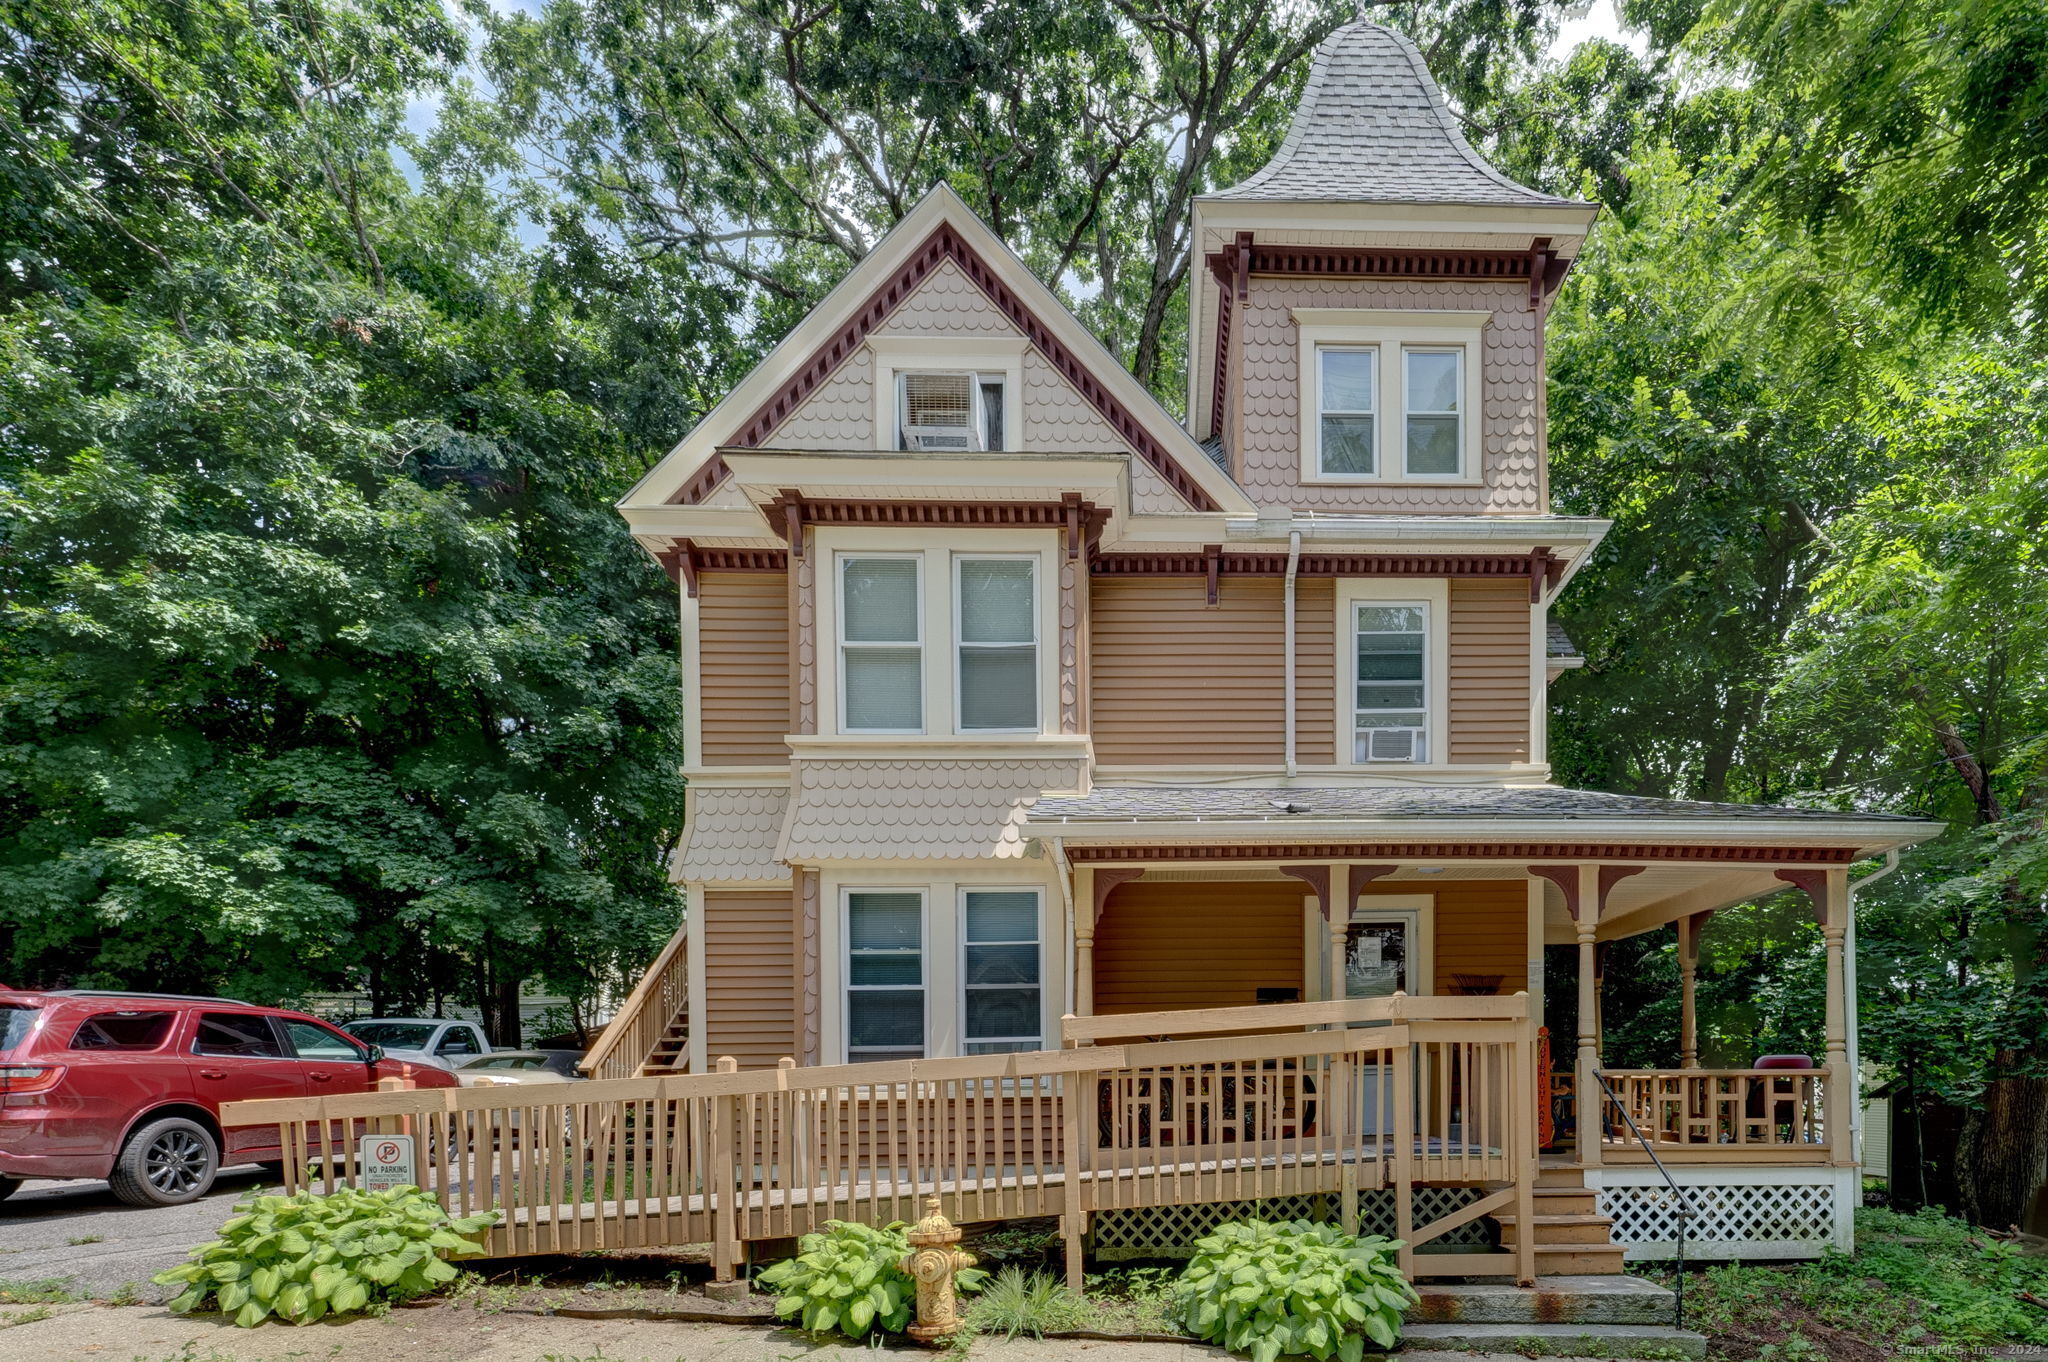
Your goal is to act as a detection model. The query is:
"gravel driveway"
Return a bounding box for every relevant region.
[0,1166,276,1300]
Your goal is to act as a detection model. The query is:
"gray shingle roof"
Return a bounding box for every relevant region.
[1027,786,1924,824]
[1547,620,1579,661]
[1209,21,1587,208]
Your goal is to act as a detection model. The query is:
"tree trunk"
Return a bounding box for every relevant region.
[494,975,522,1048]
[1957,1068,2048,1228]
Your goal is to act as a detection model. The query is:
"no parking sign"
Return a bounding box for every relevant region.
[358,1133,416,1191]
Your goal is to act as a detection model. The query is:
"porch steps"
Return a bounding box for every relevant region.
[641,1013,690,1074]
[1403,1277,1704,1358]
[1488,1168,1630,1276]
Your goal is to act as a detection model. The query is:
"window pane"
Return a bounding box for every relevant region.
[966,988,1040,1040]
[285,1021,359,1060]
[1320,349,1376,411]
[902,372,974,427]
[966,891,1039,942]
[1357,639,1423,681]
[1320,415,1375,475]
[849,992,923,1050]
[966,942,1039,985]
[1406,415,1460,474]
[959,646,1035,729]
[980,380,1005,451]
[849,893,922,950]
[1358,606,1424,633]
[959,561,1034,643]
[194,1013,284,1058]
[1358,686,1426,710]
[844,648,922,729]
[851,954,922,986]
[843,559,918,642]
[70,1012,173,1050]
[1406,351,1460,412]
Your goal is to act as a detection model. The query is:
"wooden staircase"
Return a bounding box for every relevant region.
[579,920,690,1079]
[1489,1164,1628,1275]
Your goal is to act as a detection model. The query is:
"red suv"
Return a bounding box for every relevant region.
[0,990,459,1206]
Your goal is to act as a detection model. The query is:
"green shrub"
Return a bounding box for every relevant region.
[1175,1219,1417,1362]
[758,1219,987,1340]
[153,1186,500,1326]
[964,1266,1090,1341]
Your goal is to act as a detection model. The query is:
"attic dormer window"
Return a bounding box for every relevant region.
[897,371,1006,452]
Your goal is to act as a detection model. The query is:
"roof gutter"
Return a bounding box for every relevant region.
[1225,512,1613,549]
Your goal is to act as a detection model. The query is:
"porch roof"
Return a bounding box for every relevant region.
[1023,785,1939,859]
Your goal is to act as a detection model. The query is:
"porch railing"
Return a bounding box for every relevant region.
[221,993,1537,1286]
[1599,1068,1829,1157]
[579,919,689,1080]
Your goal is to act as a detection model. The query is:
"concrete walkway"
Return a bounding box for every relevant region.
[0,1303,1638,1362]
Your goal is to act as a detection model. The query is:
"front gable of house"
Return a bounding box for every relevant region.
[619,186,1247,519]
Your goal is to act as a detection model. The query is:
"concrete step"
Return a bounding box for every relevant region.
[1401,1322,1706,1358]
[1496,1213,1617,1247]
[1407,1276,1675,1326]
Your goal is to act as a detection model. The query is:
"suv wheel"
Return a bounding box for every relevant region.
[109,1117,218,1206]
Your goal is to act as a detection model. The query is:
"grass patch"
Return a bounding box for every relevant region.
[66,1235,103,1246]
[0,1278,81,1305]
[1078,1264,1184,1336]
[0,1304,55,1328]
[1652,1206,2048,1360]
[961,1267,1091,1341]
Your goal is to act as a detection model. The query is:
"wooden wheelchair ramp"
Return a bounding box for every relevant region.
[221,994,1542,1286]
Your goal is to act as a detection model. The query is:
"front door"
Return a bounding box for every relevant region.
[1347,911,1422,1138]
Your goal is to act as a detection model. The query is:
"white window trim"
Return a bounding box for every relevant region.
[841,886,929,1065]
[957,886,1046,1054]
[867,336,1026,452]
[1295,309,1487,487]
[817,527,1057,741]
[953,554,1041,734]
[1336,577,1450,769]
[836,552,926,735]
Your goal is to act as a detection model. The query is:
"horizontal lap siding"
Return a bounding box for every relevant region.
[703,890,796,1070]
[699,573,789,765]
[1447,579,1531,764]
[1095,881,1307,1013]
[1090,577,1286,764]
[1296,578,1337,764]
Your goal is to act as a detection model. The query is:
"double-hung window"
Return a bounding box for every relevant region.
[956,558,1037,730]
[1316,346,1377,476]
[1354,604,1428,762]
[961,890,1042,1054]
[1403,350,1462,476]
[846,891,924,1062]
[840,557,922,732]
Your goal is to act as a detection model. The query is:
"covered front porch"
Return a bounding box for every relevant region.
[1025,784,1939,1259]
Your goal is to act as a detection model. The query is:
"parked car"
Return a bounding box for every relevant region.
[339,1018,496,1069]
[0,989,458,1207]
[449,1051,585,1087]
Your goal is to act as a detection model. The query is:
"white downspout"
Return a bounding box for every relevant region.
[1284,530,1301,779]
[1846,849,1900,1167]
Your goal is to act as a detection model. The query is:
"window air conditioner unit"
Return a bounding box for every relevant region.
[900,373,980,451]
[1361,728,1426,762]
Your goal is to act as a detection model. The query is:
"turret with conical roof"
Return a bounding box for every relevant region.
[1186,20,1598,519]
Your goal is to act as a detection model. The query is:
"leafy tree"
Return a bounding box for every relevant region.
[0,0,685,1037]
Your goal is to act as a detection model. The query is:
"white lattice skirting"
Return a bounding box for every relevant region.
[1586,1167,1858,1261]
[1091,1187,1490,1260]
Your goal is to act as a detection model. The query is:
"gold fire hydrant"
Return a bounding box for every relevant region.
[899,1197,976,1345]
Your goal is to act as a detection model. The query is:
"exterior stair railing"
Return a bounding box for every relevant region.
[1594,1068,1691,1330]
[580,919,689,1080]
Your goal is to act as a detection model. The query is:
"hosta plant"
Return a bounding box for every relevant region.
[1175,1218,1418,1362]
[758,1219,987,1339]
[154,1186,500,1326]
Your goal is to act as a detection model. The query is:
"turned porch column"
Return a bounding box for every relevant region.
[1677,912,1708,1070]
[1575,863,1601,1166]
[1075,867,1142,1020]
[1776,866,1854,1164]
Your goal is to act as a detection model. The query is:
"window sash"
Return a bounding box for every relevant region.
[1402,348,1464,477]
[847,891,925,1062]
[955,557,1038,731]
[840,556,924,732]
[1354,603,1428,762]
[1317,345,1378,477]
[895,371,1007,451]
[961,889,1042,1054]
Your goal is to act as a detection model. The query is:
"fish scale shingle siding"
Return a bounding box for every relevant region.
[1235,278,1541,513]
[696,573,791,765]
[1447,578,1532,764]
